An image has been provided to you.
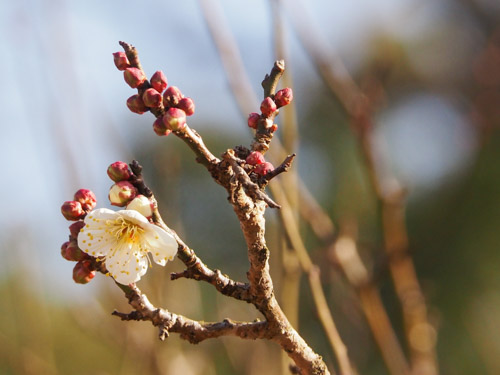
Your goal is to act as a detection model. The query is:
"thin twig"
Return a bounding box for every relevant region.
[265,153,296,181]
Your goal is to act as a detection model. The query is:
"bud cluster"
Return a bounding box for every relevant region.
[60,189,98,284]
[106,161,154,218]
[247,88,293,133]
[112,51,196,137]
[245,151,274,177]
[61,189,97,221]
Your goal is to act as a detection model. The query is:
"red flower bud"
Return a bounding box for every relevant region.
[123,67,147,88]
[270,123,278,133]
[61,241,71,260]
[61,201,85,221]
[254,162,274,176]
[260,97,277,117]
[246,151,265,166]
[112,52,130,71]
[69,221,85,239]
[162,86,183,107]
[177,97,195,116]
[153,117,172,137]
[274,88,293,108]
[107,161,132,182]
[61,240,86,262]
[73,260,96,284]
[163,108,186,131]
[74,189,97,212]
[247,113,260,129]
[126,94,148,114]
[109,181,138,207]
[142,88,163,108]
[150,70,168,93]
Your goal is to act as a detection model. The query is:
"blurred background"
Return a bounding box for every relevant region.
[1,0,500,374]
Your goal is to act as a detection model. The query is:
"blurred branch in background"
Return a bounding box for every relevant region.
[285,1,439,374]
[4,0,500,374]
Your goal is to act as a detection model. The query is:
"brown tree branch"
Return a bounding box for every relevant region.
[114,42,331,375]
[113,283,268,343]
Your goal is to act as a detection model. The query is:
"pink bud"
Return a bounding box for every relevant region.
[246,151,265,166]
[107,161,132,182]
[153,117,172,137]
[274,88,293,108]
[254,162,274,176]
[142,88,163,108]
[126,94,148,114]
[74,189,97,212]
[62,240,86,262]
[177,97,195,116]
[124,67,147,88]
[61,201,85,221]
[109,181,138,207]
[73,260,96,284]
[126,195,154,218]
[260,97,277,117]
[150,70,168,93]
[69,221,85,239]
[163,86,183,107]
[163,108,187,131]
[113,52,130,71]
[247,113,260,129]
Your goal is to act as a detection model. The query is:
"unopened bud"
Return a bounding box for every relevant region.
[270,123,278,133]
[124,67,147,88]
[73,260,96,284]
[113,52,130,71]
[109,181,138,207]
[153,117,172,137]
[254,162,274,176]
[150,70,168,93]
[246,151,265,166]
[69,221,85,239]
[247,113,260,129]
[61,201,85,221]
[107,161,132,182]
[74,189,97,212]
[62,239,86,262]
[142,88,163,108]
[274,88,293,108]
[126,94,148,114]
[163,86,183,107]
[126,195,154,218]
[177,97,195,116]
[260,97,277,117]
[163,108,186,131]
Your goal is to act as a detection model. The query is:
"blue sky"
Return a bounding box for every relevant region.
[0,0,477,298]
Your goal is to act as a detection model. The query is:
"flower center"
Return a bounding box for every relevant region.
[108,217,144,246]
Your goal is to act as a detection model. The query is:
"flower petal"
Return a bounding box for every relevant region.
[78,209,119,256]
[143,224,178,266]
[106,244,148,285]
[119,209,150,226]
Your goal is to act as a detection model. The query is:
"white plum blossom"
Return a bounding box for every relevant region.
[77,208,178,285]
